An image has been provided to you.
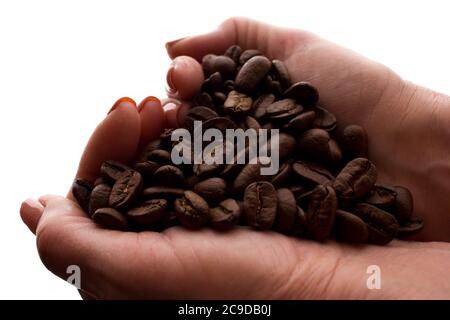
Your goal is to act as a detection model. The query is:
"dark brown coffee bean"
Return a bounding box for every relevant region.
[209,198,241,230]
[184,106,219,132]
[284,82,319,107]
[133,161,160,180]
[174,191,209,228]
[224,90,253,116]
[193,177,227,205]
[341,124,368,159]
[333,158,377,198]
[290,185,307,199]
[244,181,277,230]
[270,162,291,188]
[138,139,163,161]
[291,206,308,237]
[92,208,128,231]
[296,189,314,208]
[363,185,397,209]
[239,49,262,65]
[94,177,107,187]
[89,183,112,217]
[274,188,297,233]
[212,91,227,106]
[148,149,172,164]
[202,54,237,79]
[354,203,398,245]
[193,92,215,109]
[284,110,316,132]
[334,210,369,243]
[297,128,331,159]
[328,139,343,163]
[152,165,185,187]
[313,106,337,131]
[159,128,177,148]
[269,104,303,123]
[392,186,414,222]
[109,171,143,210]
[127,199,168,225]
[159,211,179,229]
[252,94,275,121]
[266,99,298,117]
[271,59,290,89]
[306,185,337,241]
[101,160,132,183]
[72,178,93,213]
[237,116,261,131]
[232,163,268,194]
[221,79,235,94]
[292,161,335,186]
[235,56,272,94]
[202,117,238,132]
[202,72,223,92]
[192,163,223,179]
[142,186,184,199]
[397,217,423,238]
[224,45,242,64]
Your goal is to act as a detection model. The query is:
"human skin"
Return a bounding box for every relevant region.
[20,18,450,299]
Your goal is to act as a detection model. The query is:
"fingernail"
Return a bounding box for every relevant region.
[138,96,161,113]
[108,97,136,115]
[23,198,44,211]
[165,37,186,51]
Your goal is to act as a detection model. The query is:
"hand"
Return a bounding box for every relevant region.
[21,18,450,299]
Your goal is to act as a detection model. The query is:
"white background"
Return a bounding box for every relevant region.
[1,0,449,299]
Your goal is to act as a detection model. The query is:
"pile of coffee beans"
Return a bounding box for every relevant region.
[71,45,423,245]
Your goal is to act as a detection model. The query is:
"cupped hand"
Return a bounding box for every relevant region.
[20,18,450,299]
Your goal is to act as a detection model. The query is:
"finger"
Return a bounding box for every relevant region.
[20,198,44,234]
[166,56,204,100]
[137,96,166,149]
[75,97,141,183]
[162,98,191,128]
[166,17,294,61]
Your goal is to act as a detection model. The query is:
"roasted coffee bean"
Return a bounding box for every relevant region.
[392,186,414,222]
[232,163,268,194]
[334,210,369,243]
[148,149,172,164]
[313,106,337,131]
[101,160,132,182]
[224,45,242,64]
[212,92,227,106]
[271,60,290,89]
[159,210,179,229]
[202,72,223,92]
[193,177,227,205]
[174,191,209,228]
[134,161,160,180]
[291,206,308,237]
[397,217,423,238]
[152,165,185,186]
[184,106,219,132]
[235,56,272,94]
[284,82,319,107]
[341,125,368,159]
[284,110,316,132]
[193,92,215,109]
[333,158,377,198]
[127,199,168,225]
[142,186,185,199]
[290,184,307,199]
[160,128,177,148]
[296,189,314,208]
[354,203,398,245]
[224,90,253,116]
[184,174,200,189]
[237,116,261,130]
[328,139,343,163]
[71,178,93,213]
[266,99,298,117]
[193,163,223,179]
[209,198,241,230]
[269,104,303,123]
[306,185,337,241]
[243,181,277,230]
[239,49,262,65]
[92,208,128,231]
[94,177,107,187]
[293,160,334,186]
[297,128,331,160]
[252,94,275,121]
[202,54,236,78]
[202,117,238,132]
[222,79,235,94]
[363,185,397,209]
[89,183,112,217]
[109,170,143,210]
[273,188,297,233]
[270,162,291,188]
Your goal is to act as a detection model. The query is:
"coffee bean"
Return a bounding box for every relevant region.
[193,163,223,179]
[138,139,163,161]
[101,160,132,183]
[273,188,297,233]
[152,165,185,187]
[284,110,316,132]
[341,125,368,159]
[271,60,290,89]
[224,45,242,64]
[202,117,238,132]
[333,158,377,199]
[291,206,308,237]
[127,199,168,225]
[193,177,227,205]
[363,185,397,209]
[392,186,414,222]
[212,91,227,106]
[237,116,261,131]
[239,49,262,65]
[252,94,275,121]
[184,106,219,132]
[334,210,368,243]
[71,178,93,213]
[297,128,331,160]
[209,198,241,230]
[313,106,337,131]
[202,54,236,78]
[142,186,185,199]
[202,72,223,92]
[148,149,172,164]
[92,208,128,231]
[175,191,209,228]
[270,162,291,188]
[160,128,177,148]
[290,184,307,199]
[224,90,253,116]
[109,170,143,210]
[292,160,334,186]
[397,217,423,238]
[306,185,337,241]
[266,99,297,117]
[235,56,272,94]
[244,181,277,230]
[94,177,107,187]
[89,183,112,217]
[193,92,215,109]
[353,203,398,245]
[232,163,268,194]
[284,82,319,107]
